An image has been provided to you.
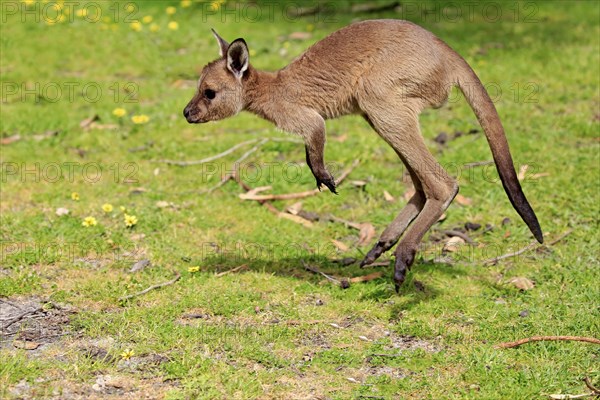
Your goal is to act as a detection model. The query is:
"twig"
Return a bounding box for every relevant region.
[495,335,600,349]
[232,172,312,226]
[583,377,600,395]
[481,229,573,265]
[119,271,181,301]
[153,139,259,166]
[301,260,348,288]
[239,159,360,201]
[215,264,248,277]
[234,138,269,165]
[0,307,43,330]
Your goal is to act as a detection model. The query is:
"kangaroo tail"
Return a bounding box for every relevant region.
[454,57,543,243]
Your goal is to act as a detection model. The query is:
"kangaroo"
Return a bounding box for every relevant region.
[183,19,543,290]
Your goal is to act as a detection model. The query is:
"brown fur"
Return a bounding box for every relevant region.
[183,20,543,290]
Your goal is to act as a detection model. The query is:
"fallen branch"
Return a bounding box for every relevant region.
[153,138,259,166]
[481,229,573,265]
[232,173,313,227]
[495,335,600,349]
[239,159,360,201]
[215,264,248,277]
[119,271,181,301]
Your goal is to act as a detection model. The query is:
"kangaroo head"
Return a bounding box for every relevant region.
[183,29,250,124]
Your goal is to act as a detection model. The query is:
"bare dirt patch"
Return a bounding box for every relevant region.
[1,297,75,352]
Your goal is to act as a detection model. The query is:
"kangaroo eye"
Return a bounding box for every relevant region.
[204,89,216,100]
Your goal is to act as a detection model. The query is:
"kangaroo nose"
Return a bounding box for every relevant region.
[183,106,190,119]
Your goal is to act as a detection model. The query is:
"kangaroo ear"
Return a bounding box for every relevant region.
[226,39,249,80]
[211,28,229,58]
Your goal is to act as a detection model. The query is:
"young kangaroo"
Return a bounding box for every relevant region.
[183,19,543,290]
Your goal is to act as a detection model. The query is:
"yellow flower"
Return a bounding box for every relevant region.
[181,0,192,7]
[71,192,80,201]
[75,8,87,17]
[131,114,149,124]
[130,21,142,32]
[112,108,126,117]
[82,216,97,227]
[208,2,220,11]
[249,49,257,57]
[102,203,113,213]
[22,0,35,5]
[149,23,160,32]
[168,21,179,30]
[142,15,153,24]
[306,24,315,32]
[119,206,127,213]
[125,4,135,12]
[120,349,134,360]
[124,214,138,228]
[166,6,176,15]
[188,266,200,273]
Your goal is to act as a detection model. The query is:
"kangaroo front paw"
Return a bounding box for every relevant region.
[314,171,337,194]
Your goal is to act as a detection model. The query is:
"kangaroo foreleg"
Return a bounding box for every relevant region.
[305,143,336,194]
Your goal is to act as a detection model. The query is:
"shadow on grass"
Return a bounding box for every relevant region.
[197,251,464,306]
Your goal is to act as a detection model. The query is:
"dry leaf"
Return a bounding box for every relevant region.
[1,134,21,145]
[357,223,376,247]
[13,340,40,350]
[443,236,465,252]
[286,202,303,215]
[507,277,535,291]
[288,31,312,40]
[79,114,99,129]
[383,190,395,202]
[331,239,350,252]
[55,207,69,216]
[517,164,529,181]
[130,259,150,273]
[437,213,447,222]
[350,180,368,188]
[153,168,160,176]
[455,194,472,206]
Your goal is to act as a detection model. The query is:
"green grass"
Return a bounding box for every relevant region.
[1,1,599,399]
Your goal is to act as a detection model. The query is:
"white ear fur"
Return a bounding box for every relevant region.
[211,28,229,58]
[226,39,249,80]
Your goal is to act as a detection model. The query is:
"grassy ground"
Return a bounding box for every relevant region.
[1,1,599,399]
